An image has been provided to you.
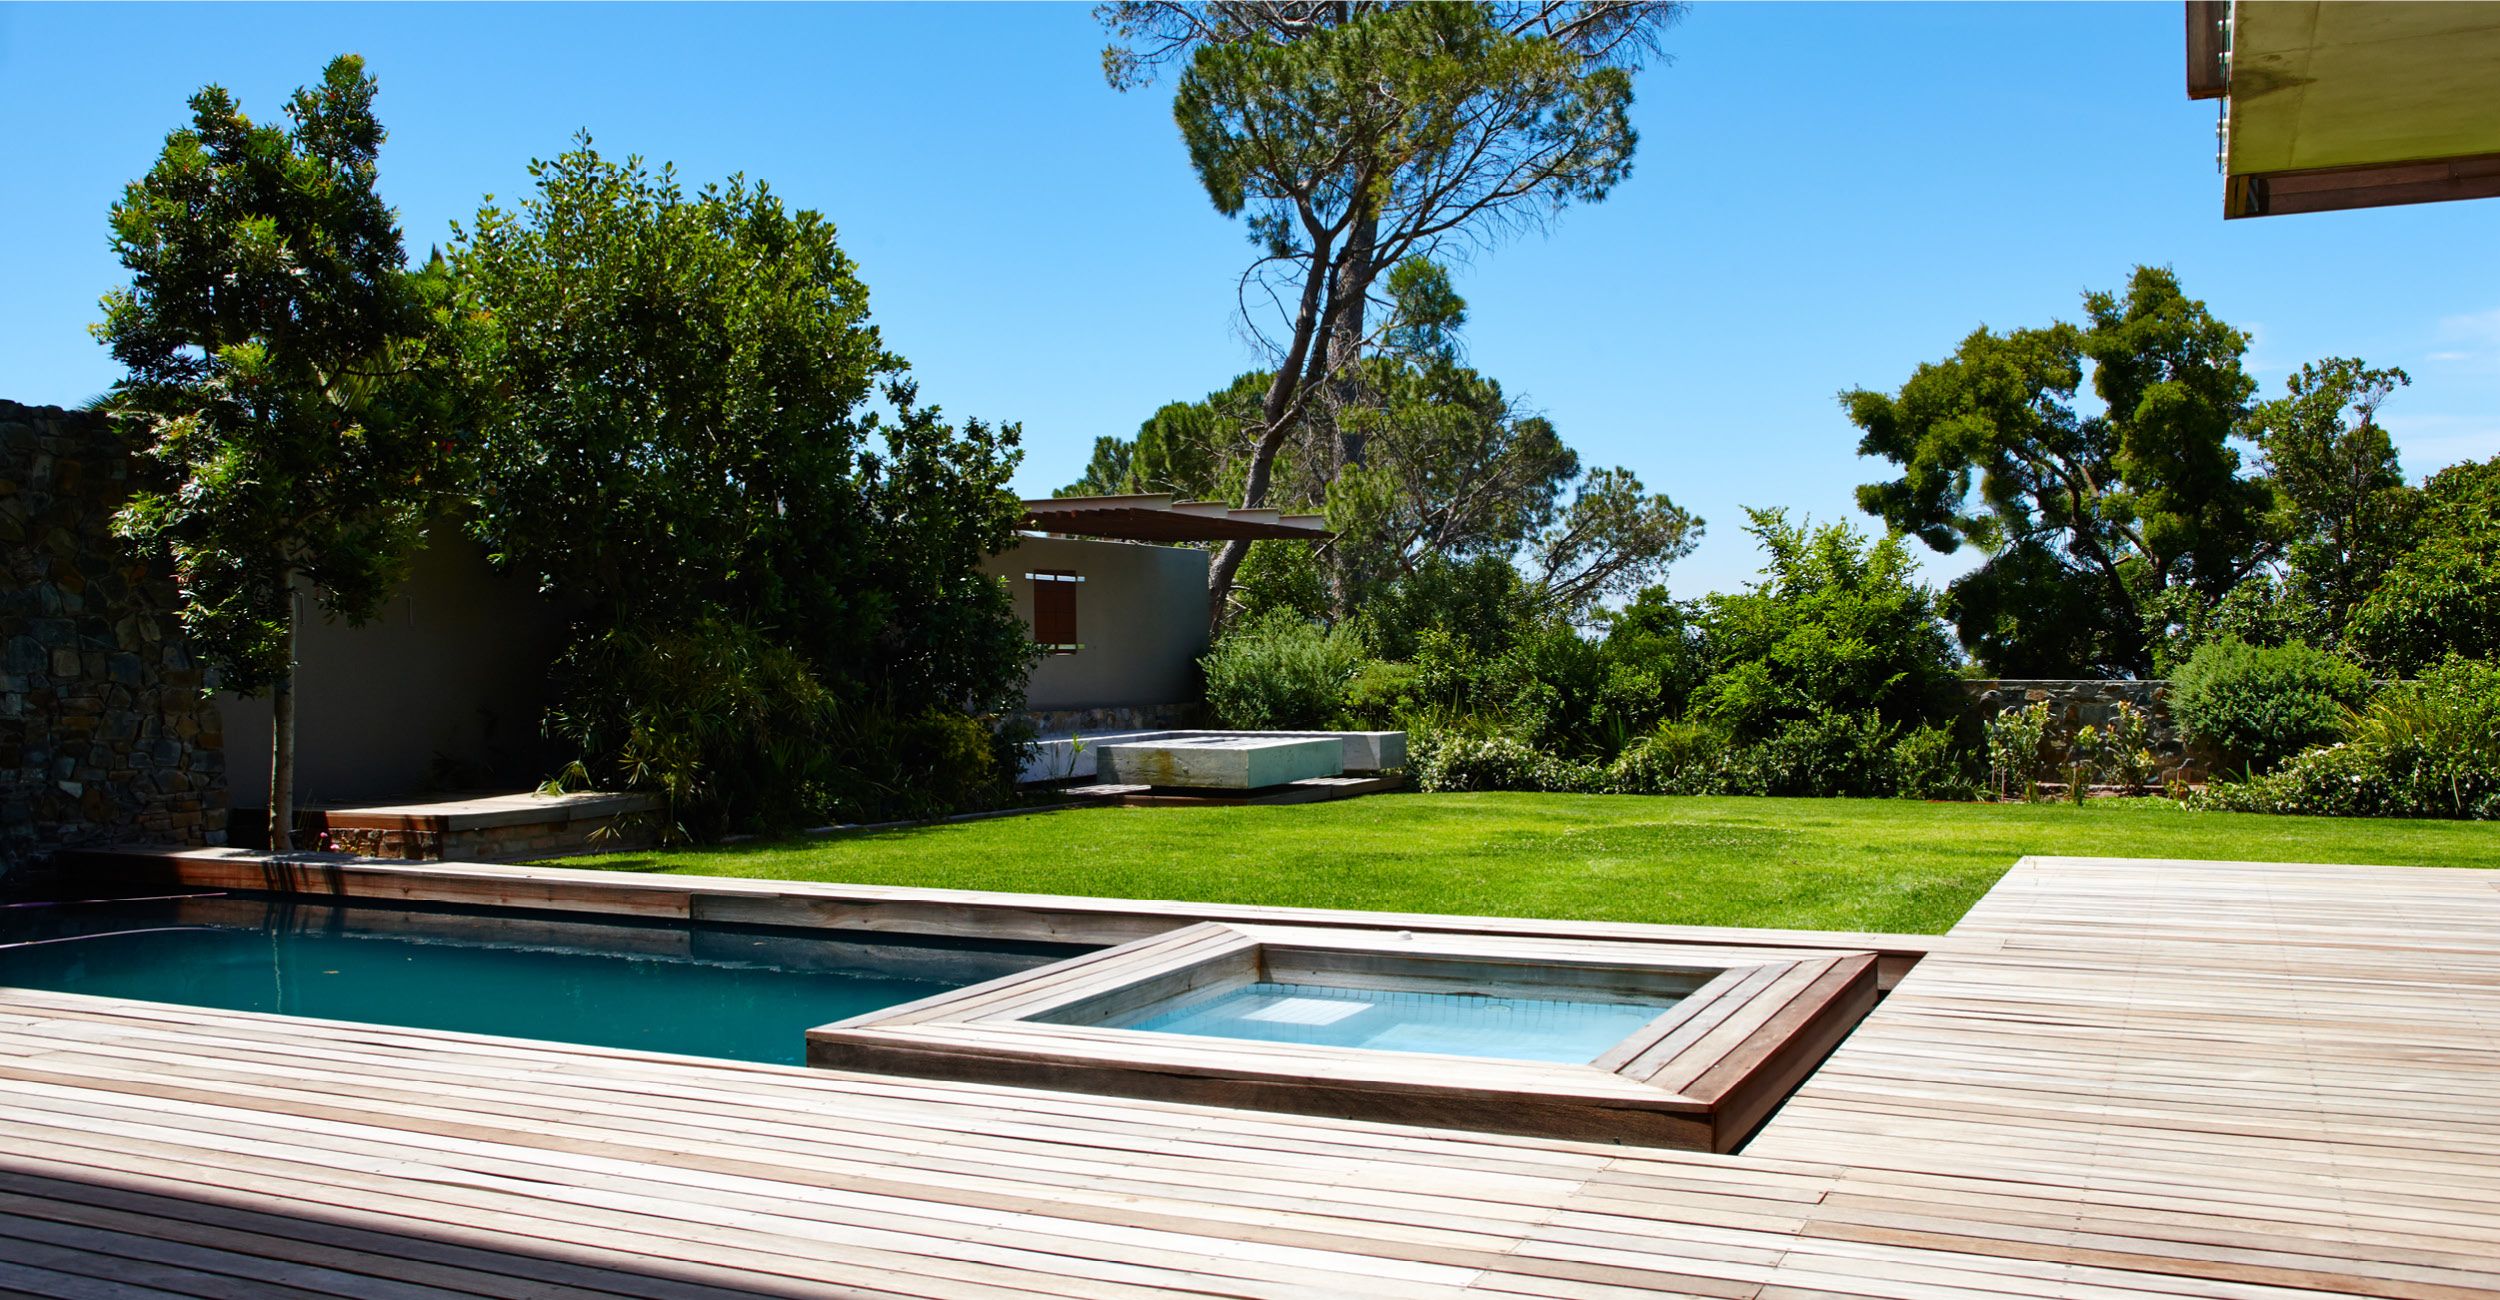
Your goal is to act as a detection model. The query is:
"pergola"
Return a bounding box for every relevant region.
[1018,494,1331,543]
[2189,1,2500,218]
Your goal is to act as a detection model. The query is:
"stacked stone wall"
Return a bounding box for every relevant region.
[1,402,225,880]
[1961,678,2216,784]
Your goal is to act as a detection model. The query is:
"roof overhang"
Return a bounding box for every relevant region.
[2194,1,2500,218]
[1019,494,1332,543]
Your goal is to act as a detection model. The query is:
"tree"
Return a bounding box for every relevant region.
[1688,509,1962,742]
[2347,458,2500,673]
[1099,1,1682,623]
[1847,266,2271,676]
[2248,358,2414,637]
[98,55,465,850]
[454,142,1031,834]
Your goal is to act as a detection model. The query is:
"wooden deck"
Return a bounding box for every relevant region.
[1,853,2495,1298]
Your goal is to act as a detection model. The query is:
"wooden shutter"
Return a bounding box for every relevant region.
[1031,570,1078,652]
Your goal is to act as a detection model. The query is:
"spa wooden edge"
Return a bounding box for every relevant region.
[61,844,1958,989]
[807,922,1883,1154]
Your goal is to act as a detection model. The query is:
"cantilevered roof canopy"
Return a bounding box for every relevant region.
[1020,494,1332,543]
[2191,1,2500,218]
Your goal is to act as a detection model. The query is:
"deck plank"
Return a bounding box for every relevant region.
[5,853,2498,1297]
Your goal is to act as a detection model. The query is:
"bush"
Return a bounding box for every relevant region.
[2346,458,2500,673]
[1730,709,1902,797]
[1687,509,1964,742]
[1360,554,1533,663]
[1983,700,2058,798]
[2191,657,2500,819]
[2168,639,2372,774]
[1201,609,1368,729]
[1891,724,1977,800]
[1337,659,1422,729]
[1416,735,1599,793]
[548,619,1013,839]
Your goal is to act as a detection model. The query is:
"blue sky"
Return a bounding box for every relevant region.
[4,2,2494,598]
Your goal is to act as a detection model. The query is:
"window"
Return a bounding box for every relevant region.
[1027,570,1082,653]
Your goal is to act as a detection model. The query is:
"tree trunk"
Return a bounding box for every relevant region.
[269,571,298,852]
[1320,211,1379,619]
[1206,222,1343,631]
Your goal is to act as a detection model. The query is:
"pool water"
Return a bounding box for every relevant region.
[0,893,1083,1065]
[1129,981,1678,1064]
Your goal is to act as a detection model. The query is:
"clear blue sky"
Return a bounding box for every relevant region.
[4,2,2493,598]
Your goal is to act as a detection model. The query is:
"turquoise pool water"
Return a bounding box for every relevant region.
[1128,982,1677,1064]
[0,893,1083,1065]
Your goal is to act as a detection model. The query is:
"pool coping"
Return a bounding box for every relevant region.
[63,844,1976,991]
[808,919,1879,1151]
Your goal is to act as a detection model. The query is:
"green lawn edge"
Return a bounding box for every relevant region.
[550,792,2500,936]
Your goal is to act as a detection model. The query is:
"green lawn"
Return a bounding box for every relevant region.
[558,792,2500,936]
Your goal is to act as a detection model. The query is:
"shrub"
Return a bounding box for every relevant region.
[2168,639,2372,774]
[1602,721,1727,794]
[1984,700,2057,798]
[2191,657,2500,819]
[1201,609,1367,729]
[1687,509,1964,742]
[1891,724,1977,800]
[2346,458,2500,673]
[1360,553,1534,663]
[1731,709,1902,798]
[1337,659,1422,729]
[1484,621,1621,759]
[1416,735,1598,793]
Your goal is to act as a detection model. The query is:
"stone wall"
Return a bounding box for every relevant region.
[1,402,225,880]
[1961,679,2214,784]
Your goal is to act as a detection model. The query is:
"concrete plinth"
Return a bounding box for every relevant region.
[1099,736,1344,790]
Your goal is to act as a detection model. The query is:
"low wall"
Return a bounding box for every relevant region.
[219,532,572,808]
[1,403,225,879]
[1960,679,2213,784]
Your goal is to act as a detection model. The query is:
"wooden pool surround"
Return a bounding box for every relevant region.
[810,921,1878,1152]
[17,850,2499,1299]
[66,844,1950,989]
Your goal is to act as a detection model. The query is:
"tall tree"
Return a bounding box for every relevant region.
[2248,358,2414,636]
[1099,1,1682,624]
[99,55,464,850]
[453,141,1032,834]
[1846,266,2271,676]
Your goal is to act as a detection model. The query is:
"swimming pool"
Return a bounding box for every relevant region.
[0,891,1088,1065]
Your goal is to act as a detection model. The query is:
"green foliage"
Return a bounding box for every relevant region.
[1101,3,1674,619]
[1338,659,1422,729]
[453,141,1030,831]
[2249,358,2414,638]
[1416,735,1597,794]
[1200,609,1368,730]
[1687,509,1963,742]
[1058,378,1256,499]
[2080,700,2158,792]
[2191,661,2500,821]
[1357,553,1534,663]
[1891,725,1977,801]
[1984,701,2058,798]
[2138,572,2316,677]
[2347,458,2500,673]
[1229,538,1331,623]
[100,55,466,694]
[2168,639,2372,774]
[1326,358,1584,595]
[1848,267,2271,676]
[1358,508,1972,799]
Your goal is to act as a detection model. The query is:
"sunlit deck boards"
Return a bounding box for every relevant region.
[1749,855,2500,1299]
[0,853,2495,1298]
